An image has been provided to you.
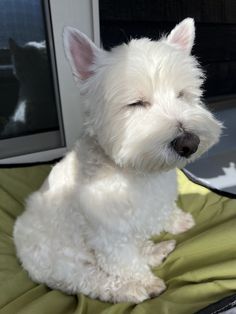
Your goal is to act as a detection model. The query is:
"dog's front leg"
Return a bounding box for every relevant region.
[140,239,176,268]
[79,179,174,302]
[92,233,167,303]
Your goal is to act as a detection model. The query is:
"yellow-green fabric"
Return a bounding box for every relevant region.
[0,164,236,314]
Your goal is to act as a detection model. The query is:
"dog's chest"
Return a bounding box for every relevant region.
[78,143,178,236]
[117,169,178,236]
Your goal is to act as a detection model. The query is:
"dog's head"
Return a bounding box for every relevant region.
[64,18,222,171]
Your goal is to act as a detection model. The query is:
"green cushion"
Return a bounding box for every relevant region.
[1,164,236,314]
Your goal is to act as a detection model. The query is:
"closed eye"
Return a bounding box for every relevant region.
[177,90,185,98]
[127,100,150,108]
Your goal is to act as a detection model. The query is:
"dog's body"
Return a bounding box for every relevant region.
[14,19,222,303]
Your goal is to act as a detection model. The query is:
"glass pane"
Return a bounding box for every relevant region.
[0,0,61,140]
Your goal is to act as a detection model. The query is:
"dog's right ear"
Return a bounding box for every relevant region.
[63,27,100,81]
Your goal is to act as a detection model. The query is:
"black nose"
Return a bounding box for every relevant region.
[171,132,200,158]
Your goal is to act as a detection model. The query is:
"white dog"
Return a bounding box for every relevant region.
[14,18,222,303]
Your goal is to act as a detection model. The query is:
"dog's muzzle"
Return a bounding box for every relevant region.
[171,132,200,158]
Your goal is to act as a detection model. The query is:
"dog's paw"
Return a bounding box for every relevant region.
[144,240,176,267]
[144,276,166,299]
[165,209,195,235]
[111,276,166,303]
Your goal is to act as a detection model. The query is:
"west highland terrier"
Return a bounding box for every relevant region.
[14,18,222,303]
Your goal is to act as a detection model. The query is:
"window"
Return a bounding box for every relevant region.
[0,0,65,159]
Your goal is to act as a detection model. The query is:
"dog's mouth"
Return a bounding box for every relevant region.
[170,132,200,159]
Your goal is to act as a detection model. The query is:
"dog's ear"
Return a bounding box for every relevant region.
[166,18,195,54]
[63,27,100,81]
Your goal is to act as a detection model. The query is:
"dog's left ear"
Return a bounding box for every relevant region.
[166,18,195,54]
[63,27,101,81]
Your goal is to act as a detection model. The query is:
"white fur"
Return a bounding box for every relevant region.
[14,19,222,303]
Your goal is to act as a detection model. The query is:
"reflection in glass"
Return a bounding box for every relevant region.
[0,0,59,139]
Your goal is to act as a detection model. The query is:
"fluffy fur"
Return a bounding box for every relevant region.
[14,18,222,303]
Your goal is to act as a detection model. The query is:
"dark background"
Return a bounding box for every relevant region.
[99,0,236,101]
